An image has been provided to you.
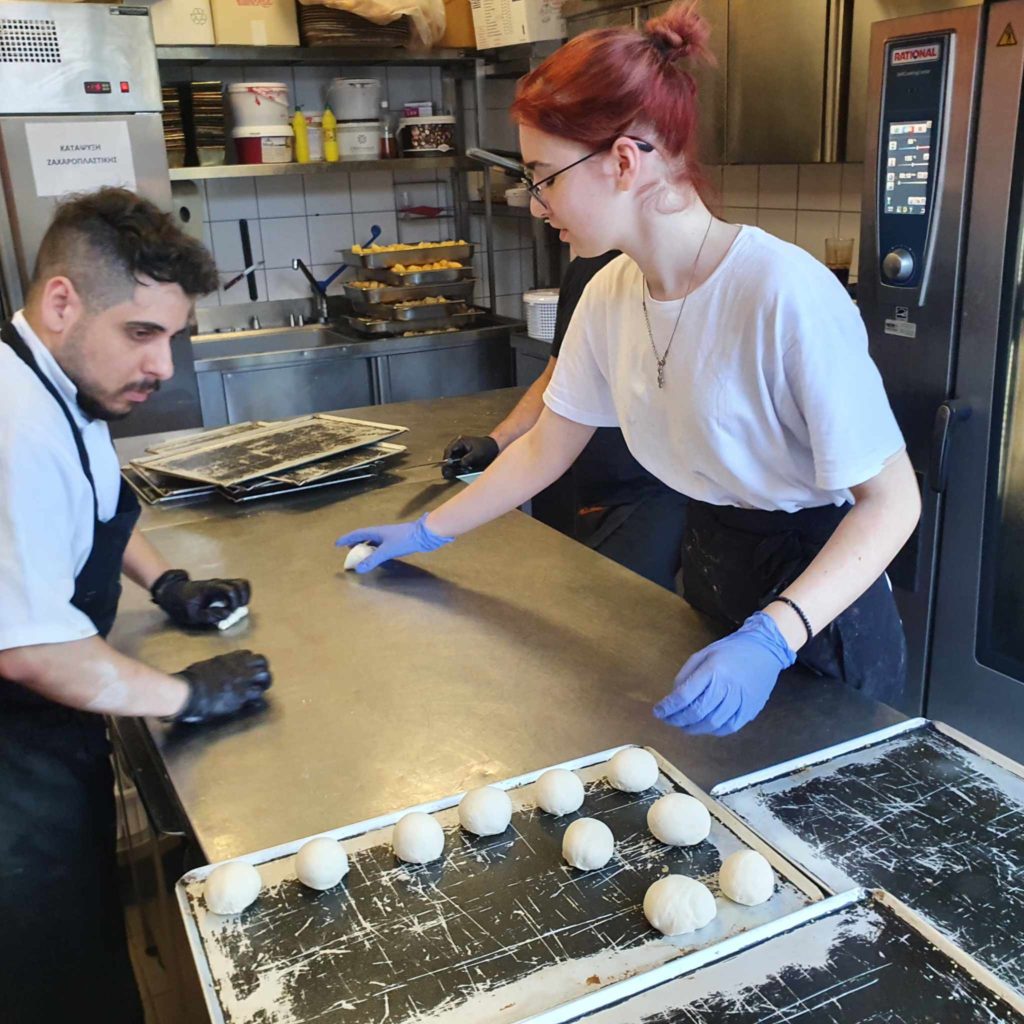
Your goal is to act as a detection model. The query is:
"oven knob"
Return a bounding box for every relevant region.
[882,247,915,283]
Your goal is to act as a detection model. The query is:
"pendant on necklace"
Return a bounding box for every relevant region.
[657,360,666,389]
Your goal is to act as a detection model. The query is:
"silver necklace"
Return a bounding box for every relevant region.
[641,215,714,389]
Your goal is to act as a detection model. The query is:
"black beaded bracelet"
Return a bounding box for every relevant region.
[772,595,814,645]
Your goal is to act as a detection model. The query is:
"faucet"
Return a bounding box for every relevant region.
[292,258,330,324]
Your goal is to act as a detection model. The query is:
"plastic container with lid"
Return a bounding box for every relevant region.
[338,121,380,159]
[232,125,294,165]
[399,115,456,154]
[327,78,381,122]
[523,289,560,341]
[227,82,290,127]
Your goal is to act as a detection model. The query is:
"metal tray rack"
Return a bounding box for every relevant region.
[357,298,468,322]
[361,266,474,287]
[340,308,482,337]
[176,745,823,1024]
[345,241,474,269]
[343,279,476,307]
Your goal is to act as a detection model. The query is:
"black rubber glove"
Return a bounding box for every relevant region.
[442,434,499,480]
[171,650,272,724]
[150,569,251,628]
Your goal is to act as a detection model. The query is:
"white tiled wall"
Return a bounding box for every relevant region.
[168,62,464,309]
[713,163,864,280]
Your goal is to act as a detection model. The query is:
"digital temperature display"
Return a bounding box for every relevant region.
[884,120,932,215]
[83,82,111,95]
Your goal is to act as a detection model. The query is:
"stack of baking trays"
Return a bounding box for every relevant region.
[339,239,480,337]
[120,414,407,506]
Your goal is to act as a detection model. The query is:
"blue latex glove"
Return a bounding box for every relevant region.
[335,513,453,573]
[653,611,796,737]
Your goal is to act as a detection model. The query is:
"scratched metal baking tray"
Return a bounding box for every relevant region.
[346,242,474,269]
[712,718,1024,996]
[176,746,824,1024]
[344,280,476,307]
[362,266,474,286]
[549,889,1024,1023]
[356,298,468,322]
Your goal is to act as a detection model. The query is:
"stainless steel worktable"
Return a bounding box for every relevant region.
[111,389,902,864]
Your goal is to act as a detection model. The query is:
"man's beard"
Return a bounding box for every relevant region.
[76,379,161,422]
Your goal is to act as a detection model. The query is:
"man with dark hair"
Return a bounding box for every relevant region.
[0,188,273,1022]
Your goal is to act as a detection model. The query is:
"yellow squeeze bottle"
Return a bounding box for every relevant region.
[322,106,339,163]
[292,107,310,163]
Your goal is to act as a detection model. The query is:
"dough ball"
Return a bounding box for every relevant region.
[392,812,445,864]
[344,542,376,571]
[562,817,615,871]
[204,861,262,916]
[458,786,513,836]
[719,849,775,906]
[643,875,717,936]
[647,793,712,847]
[295,837,349,891]
[533,769,585,816]
[606,748,659,793]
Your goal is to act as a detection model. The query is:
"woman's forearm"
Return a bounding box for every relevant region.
[426,407,595,538]
[765,451,921,651]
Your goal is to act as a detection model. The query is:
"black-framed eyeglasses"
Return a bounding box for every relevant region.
[523,137,655,210]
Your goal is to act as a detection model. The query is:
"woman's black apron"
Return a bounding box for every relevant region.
[0,321,144,1022]
[681,498,907,705]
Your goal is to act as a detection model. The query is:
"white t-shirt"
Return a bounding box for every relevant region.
[0,310,121,651]
[544,226,905,512]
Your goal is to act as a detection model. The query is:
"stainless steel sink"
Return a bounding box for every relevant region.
[192,325,348,362]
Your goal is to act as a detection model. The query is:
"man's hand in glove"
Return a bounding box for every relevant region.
[442,435,499,480]
[151,569,251,629]
[170,650,272,724]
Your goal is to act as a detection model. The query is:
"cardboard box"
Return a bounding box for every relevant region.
[211,0,299,46]
[470,0,563,48]
[440,0,475,48]
[145,0,215,44]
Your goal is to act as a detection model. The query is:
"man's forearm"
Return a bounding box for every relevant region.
[0,635,188,717]
[122,529,174,591]
[490,358,556,450]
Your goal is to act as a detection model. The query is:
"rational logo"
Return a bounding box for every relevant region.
[891,43,941,64]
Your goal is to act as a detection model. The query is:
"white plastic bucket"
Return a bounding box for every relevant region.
[232,125,294,164]
[523,289,559,341]
[338,121,380,159]
[328,79,380,122]
[227,82,290,127]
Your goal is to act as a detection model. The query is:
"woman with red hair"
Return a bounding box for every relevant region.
[337,1,921,736]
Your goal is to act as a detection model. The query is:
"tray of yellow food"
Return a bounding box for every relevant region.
[346,240,473,269]
[343,279,476,307]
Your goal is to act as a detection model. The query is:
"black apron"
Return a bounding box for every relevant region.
[681,499,907,705]
[0,321,145,1022]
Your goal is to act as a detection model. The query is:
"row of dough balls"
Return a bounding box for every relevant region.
[203,748,774,930]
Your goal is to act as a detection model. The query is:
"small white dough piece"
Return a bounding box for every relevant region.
[562,817,615,871]
[719,849,775,906]
[216,605,249,631]
[606,748,659,793]
[295,837,349,890]
[392,812,445,864]
[647,793,712,847]
[643,875,717,936]
[533,769,585,816]
[344,542,376,571]
[204,861,262,916]
[458,786,513,836]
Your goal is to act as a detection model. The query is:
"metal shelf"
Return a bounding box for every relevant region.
[169,156,472,181]
[156,45,476,67]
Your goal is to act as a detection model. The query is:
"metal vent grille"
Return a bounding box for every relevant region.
[0,19,60,64]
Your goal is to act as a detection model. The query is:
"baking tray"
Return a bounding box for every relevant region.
[362,266,474,287]
[144,421,270,456]
[712,718,1024,995]
[344,280,476,307]
[346,242,474,269]
[176,745,823,1024]
[355,298,468,322]
[217,467,380,503]
[267,441,406,486]
[341,310,482,337]
[138,414,408,487]
[121,464,217,505]
[551,889,1024,1023]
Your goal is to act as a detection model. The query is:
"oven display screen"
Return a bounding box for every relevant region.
[884,120,932,215]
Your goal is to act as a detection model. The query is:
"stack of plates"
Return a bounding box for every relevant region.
[161,81,225,168]
[298,4,410,48]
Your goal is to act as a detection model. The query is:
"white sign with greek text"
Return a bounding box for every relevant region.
[25,121,137,198]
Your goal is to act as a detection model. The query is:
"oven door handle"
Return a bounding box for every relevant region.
[929,399,972,494]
